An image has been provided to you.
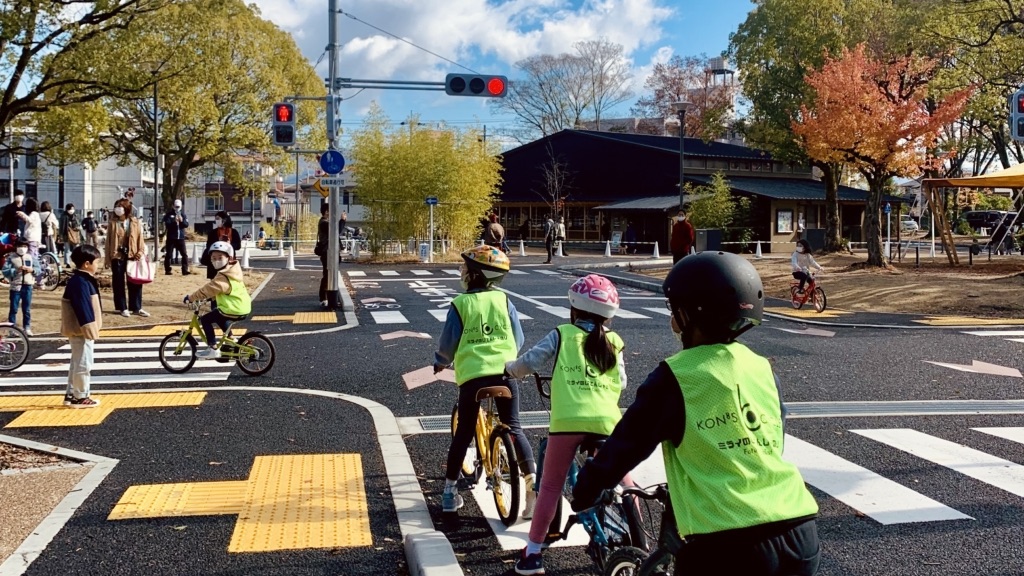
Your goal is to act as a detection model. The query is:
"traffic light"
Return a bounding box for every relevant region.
[1011,88,1024,143]
[444,74,507,97]
[271,102,295,147]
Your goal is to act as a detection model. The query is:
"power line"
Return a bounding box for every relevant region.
[338,9,479,74]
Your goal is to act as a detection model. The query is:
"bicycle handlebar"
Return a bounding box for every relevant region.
[620,483,670,502]
[532,372,552,399]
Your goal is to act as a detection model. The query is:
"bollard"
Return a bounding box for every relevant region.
[929,240,935,258]
[519,239,526,257]
[754,241,762,259]
[652,242,660,259]
[915,246,919,268]
[556,241,564,257]
[241,246,251,270]
[191,244,201,266]
[604,240,611,257]
[277,242,284,258]
[353,240,360,259]
[285,246,296,270]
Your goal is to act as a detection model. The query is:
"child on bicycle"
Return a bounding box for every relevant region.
[791,239,823,294]
[4,238,40,336]
[433,245,536,515]
[505,274,632,576]
[182,241,251,359]
[572,252,820,575]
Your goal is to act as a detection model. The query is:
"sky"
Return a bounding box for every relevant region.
[250,0,756,150]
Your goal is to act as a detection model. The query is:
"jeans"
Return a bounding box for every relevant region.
[446,375,536,481]
[110,258,143,312]
[62,241,79,267]
[8,285,31,329]
[66,336,94,400]
[201,309,244,347]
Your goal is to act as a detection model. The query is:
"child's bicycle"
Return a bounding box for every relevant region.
[449,378,522,526]
[531,374,649,573]
[158,300,276,376]
[0,235,60,291]
[0,323,29,372]
[600,483,682,576]
[790,272,827,313]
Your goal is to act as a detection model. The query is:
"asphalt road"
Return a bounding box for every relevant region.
[4,256,1024,576]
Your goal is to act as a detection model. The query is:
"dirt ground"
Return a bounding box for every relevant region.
[644,253,1024,318]
[16,266,268,335]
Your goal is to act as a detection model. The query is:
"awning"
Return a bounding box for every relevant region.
[594,193,713,212]
[923,164,1024,188]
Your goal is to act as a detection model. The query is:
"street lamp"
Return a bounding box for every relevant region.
[672,100,695,210]
[152,69,161,260]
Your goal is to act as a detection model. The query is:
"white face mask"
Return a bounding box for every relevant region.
[211,257,229,270]
[796,246,805,254]
[114,207,125,217]
[215,218,224,228]
[68,208,75,215]
[14,195,23,203]
[16,247,27,256]
[677,216,685,222]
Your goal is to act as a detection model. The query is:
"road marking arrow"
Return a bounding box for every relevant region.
[773,327,836,337]
[403,366,456,390]
[380,331,432,341]
[924,360,1023,378]
[362,297,396,304]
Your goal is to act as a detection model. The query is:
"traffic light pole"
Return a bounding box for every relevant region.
[325,0,342,309]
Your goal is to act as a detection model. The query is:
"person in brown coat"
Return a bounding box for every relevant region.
[670,209,695,264]
[105,198,148,318]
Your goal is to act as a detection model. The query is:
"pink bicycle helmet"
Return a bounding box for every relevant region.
[568,274,620,319]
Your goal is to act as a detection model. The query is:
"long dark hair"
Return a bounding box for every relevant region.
[216,211,233,229]
[573,308,617,374]
[24,197,38,214]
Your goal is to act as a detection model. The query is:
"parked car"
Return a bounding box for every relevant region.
[899,215,919,232]
[960,210,1009,233]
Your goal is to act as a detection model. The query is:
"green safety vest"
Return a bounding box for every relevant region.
[662,342,818,537]
[549,324,624,435]
[452,290,517,385]
[217,276,252,317]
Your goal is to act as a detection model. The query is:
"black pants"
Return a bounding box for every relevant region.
[319,254,328,301]
[544,238,554,262]
[201,309,244,346]
[792,271,812,291]
[447,375,536,481]
[673,252,684,264]
[675,519,819,575]
[110,258,142,313]
[165,238,189,273]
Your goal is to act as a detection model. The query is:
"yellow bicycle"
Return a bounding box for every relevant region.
[450,384,522,526]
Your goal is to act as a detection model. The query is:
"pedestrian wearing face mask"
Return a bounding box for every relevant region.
[162,199,190,276]
[1,191,25,235]
[59,203,82,267]
[790,239,823,295]
[182,241,251,359]
[2,238,40,336]
[202,211,241,280]
[670,209,695,263]
[105,198,149,318]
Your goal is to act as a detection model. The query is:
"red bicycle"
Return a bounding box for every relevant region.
[790,272,827,313]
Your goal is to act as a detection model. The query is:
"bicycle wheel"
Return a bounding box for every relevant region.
[236,332,276,376]
[789,286,804,309]
[38,253,61,291]
[621,492,649,551]
[159,331,197,373]
[603,546,646,576]
[490,428,520,527]
[0,324,29,372]
[450,404,483,483]
[812,287,827,313]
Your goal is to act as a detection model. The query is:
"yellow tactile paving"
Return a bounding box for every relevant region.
[109,453,371,553]
[292,311,338,324]
[251,315,295,322]
[765,306,852,319]
[109,481,248,520]
[1,392,207,428]
[913,316,1024,326]
[99,325,187,337]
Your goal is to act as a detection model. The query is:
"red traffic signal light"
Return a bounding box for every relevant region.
[445,74,508,98]
[1017,93,1024,114]
[272,102,294,125]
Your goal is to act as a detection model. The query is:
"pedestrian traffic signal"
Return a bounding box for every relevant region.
[1011,88,1024,143]
[271,102,295,147]
[444,74,507,98]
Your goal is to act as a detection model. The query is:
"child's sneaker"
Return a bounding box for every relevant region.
[197,347,221,359]
[23,328,33,337]
[67,396,101,409]
[523,474,537,519]
[63,393,74,406]
[514,548,545,575]
[441,486,463,512]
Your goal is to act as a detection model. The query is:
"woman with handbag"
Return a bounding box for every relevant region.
[59,203,82,267]
[202,211,241,280]
[105,198,149,318]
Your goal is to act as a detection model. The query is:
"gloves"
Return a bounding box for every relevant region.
[570,467,602,512]
[182,295,191,304]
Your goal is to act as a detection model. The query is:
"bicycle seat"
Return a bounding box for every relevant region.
[475,386,512,401]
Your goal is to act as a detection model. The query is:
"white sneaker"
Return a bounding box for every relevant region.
[135,309,151,318]
[196,347,221,359]
[523,474,537,519]
[120,310,130,318]
[24,328,33,337]
[320,300,328,308]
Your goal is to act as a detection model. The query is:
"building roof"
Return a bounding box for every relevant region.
[594,193,714,212]
[571,130,774,161]
[725,177,903,203]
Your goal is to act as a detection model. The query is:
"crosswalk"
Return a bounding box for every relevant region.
[963,329,1024,344]
[3,341,232,389]
[348,269,575,278]
[366,303,661,325]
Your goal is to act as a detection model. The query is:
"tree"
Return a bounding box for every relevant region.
[100,0,325,209]
[630,54,738,141]
[0,0,167,151]
[350,106,502,255]
[534,143,573,219]
[574,39,633,131]
[686,173,737,229]
[792,44,972,266]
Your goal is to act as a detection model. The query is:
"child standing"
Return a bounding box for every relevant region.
[507,274,630,575]
[3,238,40,336]
[182,241,251,358]
[433,245,537,515]
[61,245,104,408]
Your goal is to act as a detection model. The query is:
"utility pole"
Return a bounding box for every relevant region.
[325,0,342,308]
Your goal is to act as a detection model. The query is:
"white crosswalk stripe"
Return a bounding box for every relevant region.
[347,270,367,277]
[370,311,409,324]
[429,309,449,322]
[380,270,400,276]
[411,270,433,276]
[643,307,672,316]
[962,329,1024,346]
[443,269,460,275]
[536,305,571,319]
[613,308,650,319]
[508,269,528,275]
[534,269,560,275]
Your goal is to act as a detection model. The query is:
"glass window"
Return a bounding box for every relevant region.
[205,195,223,212]
[729,160,750,171]
[708,159,729,170]
[242,196,253,212]
[25,152,37,169]
[683,157,705,169]
[0,154,8,168]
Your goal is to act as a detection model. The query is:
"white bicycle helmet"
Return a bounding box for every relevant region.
[568,274,620,319]
[209,241,234,259]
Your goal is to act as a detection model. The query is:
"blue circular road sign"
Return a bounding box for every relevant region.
[319,150,345,175]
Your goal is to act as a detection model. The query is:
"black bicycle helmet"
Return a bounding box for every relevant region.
[663,251,764,341]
